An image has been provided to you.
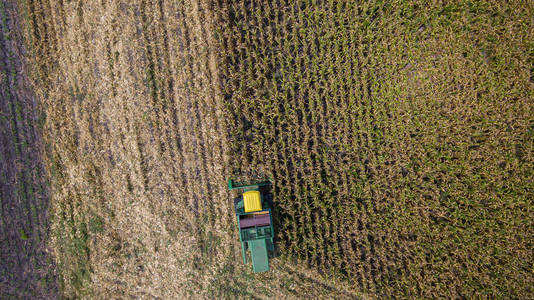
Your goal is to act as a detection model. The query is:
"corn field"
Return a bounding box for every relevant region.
[1,0,533,298]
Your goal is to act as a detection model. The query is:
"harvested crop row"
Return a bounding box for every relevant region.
[16,0,361,298]
[9,0,533,298]
[23,0,234,297]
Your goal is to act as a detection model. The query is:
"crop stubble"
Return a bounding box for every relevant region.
[8,0,534,298]
[16,0,360,298]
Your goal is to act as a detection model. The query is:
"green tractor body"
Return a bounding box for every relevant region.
[229,179,274,273]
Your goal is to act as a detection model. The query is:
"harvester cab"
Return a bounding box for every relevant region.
[228,178,274,273]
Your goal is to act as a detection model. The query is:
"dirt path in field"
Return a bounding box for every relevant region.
[0,1,58,298]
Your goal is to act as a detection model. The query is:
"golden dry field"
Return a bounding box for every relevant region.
[1,0,533,298]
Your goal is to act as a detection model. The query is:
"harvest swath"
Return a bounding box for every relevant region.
[0,0,532,298]
[13,0,359,298]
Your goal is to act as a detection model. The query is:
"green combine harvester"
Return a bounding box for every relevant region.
[228,178,274,273]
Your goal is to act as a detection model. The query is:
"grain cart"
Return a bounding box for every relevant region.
[228,178,274,273]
